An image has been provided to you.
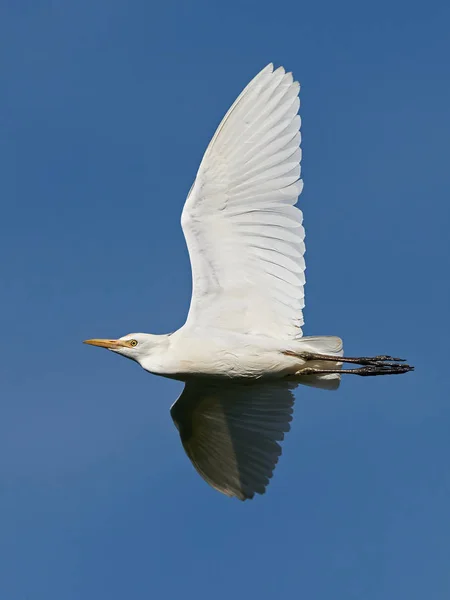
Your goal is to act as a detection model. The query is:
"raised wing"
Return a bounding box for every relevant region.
[170,380,296,500]
[181,64,305,340]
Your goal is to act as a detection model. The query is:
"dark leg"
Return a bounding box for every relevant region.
[296,364,414,377]
[284,350,413,369]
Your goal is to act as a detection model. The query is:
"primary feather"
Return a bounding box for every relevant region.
[171,380,296,500]
[181,63,305,339]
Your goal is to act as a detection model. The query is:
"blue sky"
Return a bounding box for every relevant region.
[1,0,449,598]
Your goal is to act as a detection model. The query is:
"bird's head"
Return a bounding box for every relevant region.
[83,333,166,365]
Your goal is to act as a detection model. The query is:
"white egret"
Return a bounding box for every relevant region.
[85,64,413,500]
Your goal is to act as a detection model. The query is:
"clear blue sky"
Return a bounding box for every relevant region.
[1,1,449,598]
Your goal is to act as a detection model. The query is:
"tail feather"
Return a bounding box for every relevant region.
[299,372,342,390]
[294,336,344,391]
[298,335,344,356]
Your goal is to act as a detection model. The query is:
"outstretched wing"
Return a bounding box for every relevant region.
[170,380,297,500]
[181,64,305,340]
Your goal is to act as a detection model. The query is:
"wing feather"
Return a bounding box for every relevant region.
[170,381,297,500]
[181,64,305,338]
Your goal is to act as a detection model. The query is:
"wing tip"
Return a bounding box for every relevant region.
[262,63,300,89]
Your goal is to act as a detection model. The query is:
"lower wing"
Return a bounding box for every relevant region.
[170,379,297,500]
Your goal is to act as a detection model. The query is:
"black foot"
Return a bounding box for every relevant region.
[288,351,415,375]
[356,355,407,366]
[354,364,415,376]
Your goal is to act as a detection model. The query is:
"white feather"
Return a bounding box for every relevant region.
[170,380,296,500]
[181,63,305,339]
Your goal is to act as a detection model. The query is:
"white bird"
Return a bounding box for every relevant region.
[84,64,413,500]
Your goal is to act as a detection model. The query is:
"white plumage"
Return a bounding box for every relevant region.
[182,64,305,339]
[85,64,413,500]
[170,380,296,501]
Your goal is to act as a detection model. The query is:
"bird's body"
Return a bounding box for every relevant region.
[124,329,341,383]
[139,329,294,381]
[85,64,413,500]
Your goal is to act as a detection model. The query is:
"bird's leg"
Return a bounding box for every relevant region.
[295,364,413,377]
[283,350,414,376]
[284,350,413,369]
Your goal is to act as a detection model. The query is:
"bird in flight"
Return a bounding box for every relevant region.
[84,64,414,500]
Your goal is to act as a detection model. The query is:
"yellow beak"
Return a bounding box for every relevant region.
[83,338,128,350]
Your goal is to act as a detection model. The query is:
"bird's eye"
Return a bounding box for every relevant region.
[129,339,138,347]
